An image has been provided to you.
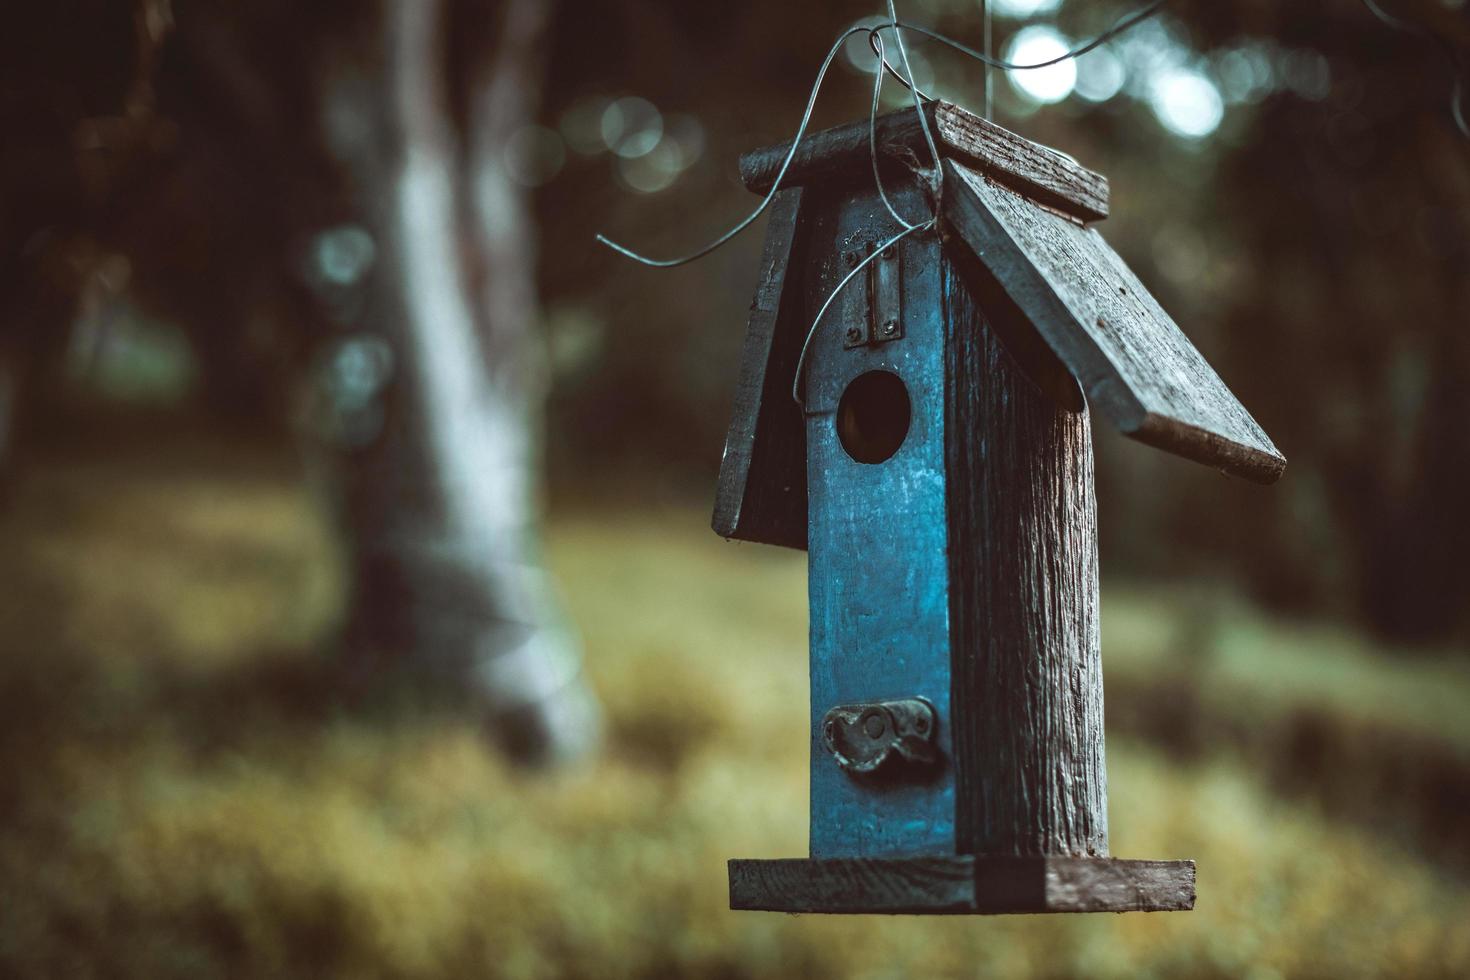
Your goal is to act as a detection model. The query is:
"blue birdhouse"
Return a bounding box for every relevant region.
[713,102,1284,914]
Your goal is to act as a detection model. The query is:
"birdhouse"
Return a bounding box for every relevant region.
[713,102,1284,914]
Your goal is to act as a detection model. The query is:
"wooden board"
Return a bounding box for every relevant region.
[711,187,809,549]
[801,186,958,859]
[942,258,1108,859]
[729,856,1196,914]
[739,101,1109,223]
[940,159,1286,484]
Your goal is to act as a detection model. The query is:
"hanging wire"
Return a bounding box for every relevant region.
[1357,0,1469,139]
[982,0,993,120]
[594,23,880,269]
[815,4,936,408]
[595,0,1169,403]
[802,0,1169,406]
[886,0,942,176]
[595,2,1168,268]
[596,0,1465,411]
[789,219,934,406]
[865,0,1164,100]
[799,1,939,407]
[879,3,1164,77]
[868,30,921,230]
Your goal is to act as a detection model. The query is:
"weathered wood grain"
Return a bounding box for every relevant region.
[944,258,1108,858]
[731,857,974,914]
[711,187,809,549]
[739,101,1109,223]
[729,857,1196,914]
[931,102,1109,223]
[940,159,1286,484]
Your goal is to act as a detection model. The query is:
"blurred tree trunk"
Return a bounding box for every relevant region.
[0,0,599,760]
[315,0,598,764]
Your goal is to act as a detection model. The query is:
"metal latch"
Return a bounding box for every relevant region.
[821,698,937,774]
[842,242,904,349]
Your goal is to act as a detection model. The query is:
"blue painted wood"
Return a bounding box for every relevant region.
[803,184,958,858]
[799,181,1107,862]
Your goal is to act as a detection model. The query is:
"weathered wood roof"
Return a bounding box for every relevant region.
[739,101,1109,223]
[714,108,1284,547]
[940,159,1285,484]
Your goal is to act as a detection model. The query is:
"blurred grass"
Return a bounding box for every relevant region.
[1105,586,1470,753]
[1102,586,1470,868]
[1,439,1469,978]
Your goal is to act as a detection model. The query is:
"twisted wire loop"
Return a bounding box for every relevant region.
[592,2,1170,404]
[789,219,934,408]
[595,0,1464,419]
[886,2,942,179]
[869,30,921,231]
[595,2,1167,270]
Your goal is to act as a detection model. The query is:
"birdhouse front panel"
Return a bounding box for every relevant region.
[800,182,958,859]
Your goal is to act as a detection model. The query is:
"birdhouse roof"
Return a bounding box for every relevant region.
[714,102,1284,550]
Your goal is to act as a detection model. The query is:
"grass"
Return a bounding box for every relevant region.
[1103,584,1470,754]
[1,439,1468,978]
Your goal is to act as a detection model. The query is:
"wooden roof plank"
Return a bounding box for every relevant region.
[739,102,1109,223]
[930,103,1109,224]
[939,159,1285,484]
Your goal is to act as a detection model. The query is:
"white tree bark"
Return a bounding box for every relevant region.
[316,0,597,765]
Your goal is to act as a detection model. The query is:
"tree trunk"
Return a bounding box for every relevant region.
[315,0,598,764]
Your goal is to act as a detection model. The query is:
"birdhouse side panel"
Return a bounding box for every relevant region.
[942,259,1109,858]
[712,187,810,549]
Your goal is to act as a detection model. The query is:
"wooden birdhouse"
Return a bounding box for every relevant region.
[713,102,1284,915]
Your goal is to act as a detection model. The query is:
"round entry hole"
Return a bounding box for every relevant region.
[837,370,911,464]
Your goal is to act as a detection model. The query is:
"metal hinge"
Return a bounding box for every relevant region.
[842,242,904,350]
[821,698,937,774]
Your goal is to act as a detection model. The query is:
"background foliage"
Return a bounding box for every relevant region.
[1,431,1468,978]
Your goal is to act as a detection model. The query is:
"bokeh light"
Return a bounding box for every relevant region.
[1282,49,1332,102]
[600,96,663,159]
[1115,18,1191,97]
[1149,67,1225,139]
[841,15,888,73]
[503,124,566,187]
[312,225,375,287]
[1075,45,1126,103]
[991,0,1063,19]
[617,137,685,194]
[559,96,612,155]
[1005,26,1077,105]
[664,113,706,168]
[1215,46,1276,105]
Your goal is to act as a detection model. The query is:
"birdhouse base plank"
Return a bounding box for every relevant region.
[728,856,1195,915]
